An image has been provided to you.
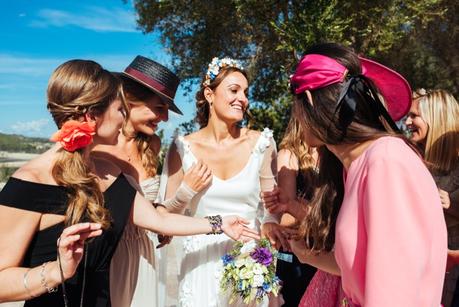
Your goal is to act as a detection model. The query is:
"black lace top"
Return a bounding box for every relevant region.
[0,174,136,307]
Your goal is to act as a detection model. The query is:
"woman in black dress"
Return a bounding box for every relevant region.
[0,59,258,307]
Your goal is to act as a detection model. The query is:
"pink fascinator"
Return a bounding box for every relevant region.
[290,54,411,121]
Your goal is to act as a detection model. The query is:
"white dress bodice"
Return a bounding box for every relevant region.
[170,128,276,307]
[175,132,272,225]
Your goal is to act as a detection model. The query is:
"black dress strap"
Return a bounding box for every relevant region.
[0,177,67,214]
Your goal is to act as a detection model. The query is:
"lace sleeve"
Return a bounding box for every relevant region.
[257,128,280,224]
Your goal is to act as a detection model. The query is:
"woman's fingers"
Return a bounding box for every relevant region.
[242,229,260,240]
[276,231,290,251]
[241,226,259,235]
[58,234,81,248]
[282,227,299,239]
[61,222,94,237]
[204,169,212,181]
[59,224,103,250]
[78,229,103,241]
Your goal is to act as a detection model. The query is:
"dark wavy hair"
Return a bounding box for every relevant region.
[195,66,249,128]
[293,43,416,252]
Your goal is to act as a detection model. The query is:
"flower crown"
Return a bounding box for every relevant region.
[203,57,244,86]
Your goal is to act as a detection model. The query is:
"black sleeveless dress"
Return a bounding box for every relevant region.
[0,174,136,307]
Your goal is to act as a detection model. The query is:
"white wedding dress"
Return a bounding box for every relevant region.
[160,128,278,307]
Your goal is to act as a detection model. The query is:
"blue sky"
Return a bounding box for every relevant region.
[0,0,196,140]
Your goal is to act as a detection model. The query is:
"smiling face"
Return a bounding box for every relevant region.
[127,95,169,136]
[206,71,249,124]
[405,98,429,144]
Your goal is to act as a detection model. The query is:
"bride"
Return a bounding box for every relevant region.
[160,57,287,306]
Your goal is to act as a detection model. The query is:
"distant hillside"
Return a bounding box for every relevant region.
[0,133,52,153]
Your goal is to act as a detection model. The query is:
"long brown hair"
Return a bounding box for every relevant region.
[294,43,415,252]
[47,59,123,229]
[120,76,160,177]
[195,66,249,128]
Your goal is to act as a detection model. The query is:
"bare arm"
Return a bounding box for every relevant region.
[289,238,340,276]
[132,191,259,240]
[0,206,101,302]
[277,149,304,225]
[0,205,50,302]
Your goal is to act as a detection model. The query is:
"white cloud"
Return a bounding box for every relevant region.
[0,54,62,77]
[0,54,140,78]
[30,6,138,33]
[11,119,50,134]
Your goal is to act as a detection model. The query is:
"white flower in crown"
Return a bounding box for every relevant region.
[203,57,244,86]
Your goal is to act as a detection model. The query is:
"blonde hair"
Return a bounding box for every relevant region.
[417,89,459,174]
[280,106,318,201]
[280,105,317,173]
[47,59,124,229]
[121,76,160,177]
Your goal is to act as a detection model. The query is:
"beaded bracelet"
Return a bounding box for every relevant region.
[23,268,37,299]
[205,215,223,235]
[40,262,58,293]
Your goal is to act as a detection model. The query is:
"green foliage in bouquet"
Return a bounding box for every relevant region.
[220,238,281,305]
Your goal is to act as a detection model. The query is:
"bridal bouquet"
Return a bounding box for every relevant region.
[220,239,281,305]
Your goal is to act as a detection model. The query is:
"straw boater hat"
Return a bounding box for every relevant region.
[122,55,182,115]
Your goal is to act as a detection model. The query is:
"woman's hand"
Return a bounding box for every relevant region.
[262,187,290,215]
[221,216,260,241]
[57,223,102,280]
[261,222,298,251]
[183,160,212,192]
[439,188,451,209]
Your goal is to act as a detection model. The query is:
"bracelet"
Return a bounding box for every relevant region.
[23,268,37,299]
[204,215,223,235]
[40,262,58,293]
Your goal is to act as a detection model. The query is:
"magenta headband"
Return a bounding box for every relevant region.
[290,54,348,94]
[290,54,412,121]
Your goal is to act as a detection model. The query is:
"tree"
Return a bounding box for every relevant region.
[133,0,457,142]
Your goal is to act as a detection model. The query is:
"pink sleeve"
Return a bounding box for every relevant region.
[362,157,445,306]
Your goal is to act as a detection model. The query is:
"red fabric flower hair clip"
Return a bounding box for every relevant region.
[50,120,96,152]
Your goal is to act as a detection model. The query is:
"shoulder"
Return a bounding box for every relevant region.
[12,152,54,184]
[278,148,298,170]
[183,130,202,143]
[249,128,276,154]
[360,136,426,180]
[245,128,261,140]
[365,136,418,165]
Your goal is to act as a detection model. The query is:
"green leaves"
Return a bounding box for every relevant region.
[133,0,457,142]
